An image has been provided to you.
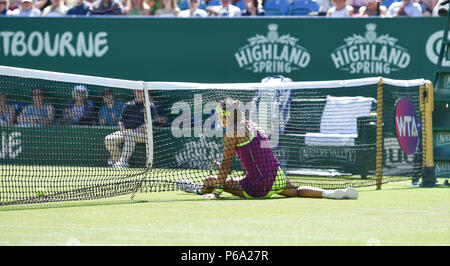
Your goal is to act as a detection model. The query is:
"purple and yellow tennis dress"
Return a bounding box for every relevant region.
[235,122,286,198]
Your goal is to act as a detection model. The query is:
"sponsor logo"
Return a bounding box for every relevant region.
[395,98,419,155]
[174,134,223,169]
[330,23,410,75]
[436,132,450,147]
[0,31,109,58]
[436,162,450,176]
[234,24,311,74]
[426,30,450,67]
[0,132,21,159]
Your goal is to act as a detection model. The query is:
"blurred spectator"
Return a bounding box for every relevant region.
[89,0,124,15]
[418,0,438,16]
[0,0,8,15]
[348,0,367,13]
[316,0,332,14]
[42,0,69,16]
[154,0,179,16]
[67,0,92,15]
[7,0,42,16]
[0,92,16,126]
[357,0,387,16]
[8,0,19,10]
[178,0,208,16]
[17,88,55,127]
[326,0,354,16]
[126,0,150,14]
[148,0,161,14]
[241,0,264,15]
[98,89,124,126]
[386,0,422,16]
[433,0,448,16]
[207,0,241,16]
[58,85,97,126]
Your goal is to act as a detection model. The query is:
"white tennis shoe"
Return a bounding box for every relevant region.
[343,187,358,199]
[177,179,202,194]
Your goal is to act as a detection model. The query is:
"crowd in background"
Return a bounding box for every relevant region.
[0,0,448,17]
[0,86,169,128]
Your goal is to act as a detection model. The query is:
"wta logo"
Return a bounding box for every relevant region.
[395,98,419,155]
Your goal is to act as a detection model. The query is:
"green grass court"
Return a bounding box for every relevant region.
[0,179,449,246]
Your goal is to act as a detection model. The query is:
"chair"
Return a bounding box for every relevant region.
[235,0,246,10]
[288,95,377,178]
[264,0,290,15]
[207,0,222,6]
[290,0,319,16]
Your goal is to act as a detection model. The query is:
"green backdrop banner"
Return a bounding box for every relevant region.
[0,17,445,83]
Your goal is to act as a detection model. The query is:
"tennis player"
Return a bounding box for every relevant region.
[179,98,358,200]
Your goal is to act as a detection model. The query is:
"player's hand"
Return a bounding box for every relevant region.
[201,193,219,199]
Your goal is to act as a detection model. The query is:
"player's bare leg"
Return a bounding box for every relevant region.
[279,180,358,199]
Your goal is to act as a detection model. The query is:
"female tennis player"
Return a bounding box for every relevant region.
[179,98,358,200]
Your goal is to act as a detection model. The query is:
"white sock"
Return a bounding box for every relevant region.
[322,189,344,199]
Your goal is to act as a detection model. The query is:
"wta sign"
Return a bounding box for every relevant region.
[395,98,419,155]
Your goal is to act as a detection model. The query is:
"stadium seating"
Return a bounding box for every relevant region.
[234,0,246,10]
[207,0,222,6]
[381,0,400,9]
[264,0,290,15]
[290,0,319,16]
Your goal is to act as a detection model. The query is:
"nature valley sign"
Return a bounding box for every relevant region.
[330,23,411,75]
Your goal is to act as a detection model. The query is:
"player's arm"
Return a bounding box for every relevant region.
[202,136,236,199]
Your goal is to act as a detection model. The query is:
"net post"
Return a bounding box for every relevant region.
[420,82,436,187]
[376,78,383,190]
[143,82,154,169]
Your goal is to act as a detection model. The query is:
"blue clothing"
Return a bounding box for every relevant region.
[67,3,91,15]
[0,111,10,125]
[19,104,54,127]
[0,9,7,16]
[64,100,96,125]
[99,101,124,126]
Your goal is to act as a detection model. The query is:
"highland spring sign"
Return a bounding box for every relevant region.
[330,23,411,75]
[234,24,311,74]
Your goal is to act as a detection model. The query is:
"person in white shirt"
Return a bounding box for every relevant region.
[326,0,354,17]
[7,0,41,16]
[42,0,68,16]
[386,0,422,17]
[178,0,207,17]
[207,0,241,17]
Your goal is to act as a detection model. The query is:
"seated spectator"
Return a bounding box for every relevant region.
[148,0,161,15]
[7,0,20,11]
[326,0,354,16]
[433,0,448,16]
[98,89,124,126]
[207,0,241,16]
[0,92,16,126]
[7,0,42,16]
[0,0,8,15]
[418,0,438,16]
[357,0,387,16]
[386,0,422,16]
[126,0,150,15]
[17,88,55,127]
[89,0,124,15]
[58,85,97,126]
[67,0,92,15]
[42,0,68,16]
[348,0,367,13]
[241,0,264,15]
[178,0,208,17]
[154,0,179,16]
[316,0,332,15]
